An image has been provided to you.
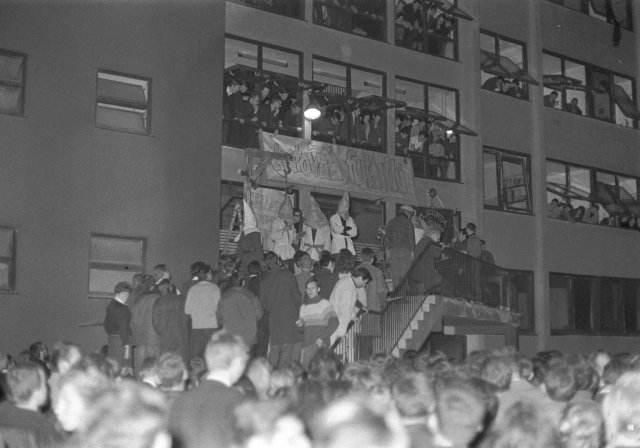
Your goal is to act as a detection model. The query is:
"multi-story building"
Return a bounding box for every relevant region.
[1,0,639,358]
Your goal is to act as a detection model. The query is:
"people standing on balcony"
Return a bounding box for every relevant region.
[222,78,241,145]
[302,196,332,262]
[368,113,383,147]
[464,223,482,258]
[259,97,283,134]
[544,90,559,108]
[428,136,445,178]
[282,99,302,135]
[398,0,424,50]
[292,207,305,252]
[270,196,296,263]
[565,98,583,115]
[479,240,495,265]
[236,200,263,274]
[584,203,600,224]
[312,108,337,143]
[362,112,372,143]
[385,205,416,289]
[330,192,358,255]
[351,105,365,144]
[240,93,261,148]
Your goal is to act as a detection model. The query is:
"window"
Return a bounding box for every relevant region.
[543,51,639,127]
[480,32,538,100]
[395,77,463,181]
[0,227,17,293]
[313,0,386,41]
[96,71,151,135]
[547,0,632,31]
[483,147,532,213]
[395,0,472,60]
[88,234,146,298]
[0,49,26,116]
[229,0,304,18]
[223,36,304,148]
[311,58,389,153]
[546,159,640,227]
[550,273,640,335]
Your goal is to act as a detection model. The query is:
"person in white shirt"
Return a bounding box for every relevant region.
[184,264,221,358]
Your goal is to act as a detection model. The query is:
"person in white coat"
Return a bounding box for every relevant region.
[301,196,331,262]
[330,192,357,255]
[270,196,296,262]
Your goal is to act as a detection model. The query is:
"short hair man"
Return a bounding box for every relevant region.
[357,248,388,313]
[169,331,249,448]
[385,205,416,289]
[0,362,61,446]
[184,264,221,358]
[329,266,372,345]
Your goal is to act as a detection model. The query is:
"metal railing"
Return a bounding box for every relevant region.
[333,242,534,361]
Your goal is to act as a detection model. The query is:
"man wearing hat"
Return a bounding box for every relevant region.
[385,205,416,289]
[330,192,358,255]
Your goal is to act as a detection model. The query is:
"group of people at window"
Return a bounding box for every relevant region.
[313,0,385,40]
[544,90,584,115]
[548,199,640,230]
[395,113,458,179]
[311,104,384,149]
[222,77,302,148]
[482,76,526,99]
[395,0,456,58]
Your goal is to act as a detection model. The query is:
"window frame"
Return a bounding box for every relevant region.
[228,0,305,19]
[0,226,17,294]
[313,0,387,42]
[480,30,533,101]
[546,0,633,31]
[95,69,152,136]
[88,233,147,299]
[543,50,638,129]
[395,75,462,182]
[0,48,27,117]
[311,55,388,153]
[550,272,640,336]
[483,146,533,214]
[225,34,304,78]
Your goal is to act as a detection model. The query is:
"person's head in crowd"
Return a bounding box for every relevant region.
[188,356,206,388]
[382,358,417,386]
[480,401,562,448]
[480,355,512,392]
[368,352,395,376]
[335,251,356,274]
[114,281,132,304]
[465,350,490,378]
[204,330,249,386]
[264,251,281,271]
[402,349,417,362]
[544,363,577,402]
[139,356,159,387]
[259,84,271,101]
[64,381,170,448]
[189,261,206,280]
[247,259,262,278]
[308,348,343,382]
[234,375,258,398]
[390,371,434,419]
[268,368,296,399]
[152,264,171,283]
[465,222,477,235]
[4,361,48,411]
[270,97,282,113]
[233,398,311,448]
[29,341,49,365]
[290,99,302,116]
[294,250,311,268]
[558,401,603,448]
[318,251,335,272]
[588,349,611,380]
[343,362,389,401]
[351,267,372,289]
[132,273,145,292]
[602,371,640,448]
[360,247,376,265]
[157,278,173,296]
[78,352,119,379]
[602,356,630,389]
[433,376,487,448]
[250,92,261,108]
[304,277,322,304]
[245,357,272,401]
[311,395,409,448]
[50,341,82,375]
[414,351,451,382]
[195,263,212,282]
[0,351,14,373]
[53,365,111,432]
[156,352,187,393]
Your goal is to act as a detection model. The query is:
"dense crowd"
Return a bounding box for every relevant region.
[2,334,640,448]
[548,199,640,230]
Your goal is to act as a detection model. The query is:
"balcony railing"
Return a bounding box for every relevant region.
[333,241,534,362]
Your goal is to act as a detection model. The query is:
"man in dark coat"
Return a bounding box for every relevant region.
[153,279,190,362]
[385,205,416,290]
[130,274,161,374]
[259,252,303,368]
[169,331,249,448]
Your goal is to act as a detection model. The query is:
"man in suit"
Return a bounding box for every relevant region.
[168,330,249,448]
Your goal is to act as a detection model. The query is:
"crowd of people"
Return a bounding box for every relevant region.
[3,332,640,448]
[311,104,385,150]
[395,0,456,58]
[548,199,640,230]
[313,0,385,41]
[543,91,584,115]
[395,113,458,179]
[481,76,526,99]
[222,77,303,148]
